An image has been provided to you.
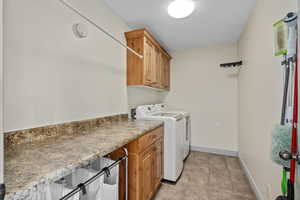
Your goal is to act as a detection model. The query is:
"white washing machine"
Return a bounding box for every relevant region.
[135,105,185,182]
[154,104,191,160]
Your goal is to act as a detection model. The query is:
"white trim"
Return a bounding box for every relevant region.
[239,157,264,200]
[190,145,238,157]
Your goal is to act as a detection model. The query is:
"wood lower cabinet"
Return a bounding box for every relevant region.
[125,29,171,90]
[127,126,164,200]
[140,147,155,200]
[106,126,164,200]
[153,140,163,189]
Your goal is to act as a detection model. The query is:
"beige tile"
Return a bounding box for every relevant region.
[182,185,209,200]
[178,167,209,186]
[228,164,247,180]
[225,157,242,172]
[207,188,235,200]
[208,168,233,192]
[154,183,185,200]
[189,151,211,161]
[232,182,255,198]
[207,187,256,200]
[208,155,227,171]
[227,165,255,197]
[184,161,210,174]
[153,152,257,200]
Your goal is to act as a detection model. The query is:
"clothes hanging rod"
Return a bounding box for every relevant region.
[59,148,128,200]
[58,0,143,59]
[220,61,243,68]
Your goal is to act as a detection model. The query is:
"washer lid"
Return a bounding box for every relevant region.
[153,113,183,120]
[153,113,177,117]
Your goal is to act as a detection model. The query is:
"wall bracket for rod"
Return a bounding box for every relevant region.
[220,61,243,68]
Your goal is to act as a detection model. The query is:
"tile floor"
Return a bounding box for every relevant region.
[154,151,256,200]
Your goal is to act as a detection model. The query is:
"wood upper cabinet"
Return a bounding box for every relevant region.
[125,29,171,90]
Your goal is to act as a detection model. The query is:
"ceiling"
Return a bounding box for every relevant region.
[103,0,256,51]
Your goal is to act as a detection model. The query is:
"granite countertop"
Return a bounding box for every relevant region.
[4,118,163,200]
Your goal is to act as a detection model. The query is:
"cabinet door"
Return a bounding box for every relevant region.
[160,54,165,89]
[151,45,157,86]
[144,39,157,86]
[163,56,170,90]
[127,37,144,85]
[154,48,161,88]
[140,148,154,200]
[166,60,170,89]
[157,51,165,89]
[153,140,163,188]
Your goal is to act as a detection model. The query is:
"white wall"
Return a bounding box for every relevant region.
[238,0,297,199]
[165,43,239,152]
[4,0,131,131]
[3,0,165,131]
[127,86,167,108]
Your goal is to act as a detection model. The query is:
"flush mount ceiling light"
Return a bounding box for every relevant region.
[168,0,195,19]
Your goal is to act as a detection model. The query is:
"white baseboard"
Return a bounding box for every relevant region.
[239,157,264,200]
[190,145,238,157]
